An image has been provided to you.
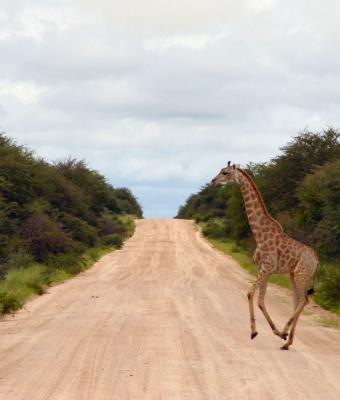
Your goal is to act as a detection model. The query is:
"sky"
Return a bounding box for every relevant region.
[0,1,340,217]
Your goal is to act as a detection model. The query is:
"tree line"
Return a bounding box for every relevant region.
[0,133,142,311]
[177,128,340,311]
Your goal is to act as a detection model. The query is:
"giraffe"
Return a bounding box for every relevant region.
[211,162,319,350]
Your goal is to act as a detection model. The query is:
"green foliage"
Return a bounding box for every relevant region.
[21,214,77,261]
[5,249,34,270]
[0,291,22,313]
[200,218,229,239]
[257,128,340,215]
[100,234,123,248]
[314,265,340,313]
[113,188,143,217]
[0,134,142,314]
[178,128,340,311]
[297,160,340,260]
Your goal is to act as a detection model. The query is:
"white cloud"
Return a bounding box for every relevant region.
[0,0,339,216]
[0,80,45,104]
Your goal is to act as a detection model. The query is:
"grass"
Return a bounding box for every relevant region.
[118,213,137,236]
[316,316,340,330]
[0,264,45,313]
[0,214,137,316]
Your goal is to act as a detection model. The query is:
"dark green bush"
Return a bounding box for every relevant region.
[58,212,98,247]
[45,253,84,275]
[21,214,76,261]
[98,215,126,236]
[100,234,123,248]
[5,249,34,270]
[315,265,340,312]
[297,159,340,260]
[202,220,227,239]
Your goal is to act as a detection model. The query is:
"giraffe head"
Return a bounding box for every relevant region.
[211,161,239,186]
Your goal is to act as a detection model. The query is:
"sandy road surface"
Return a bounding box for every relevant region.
[0,219,339,400]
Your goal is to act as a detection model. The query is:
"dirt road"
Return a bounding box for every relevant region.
[0,219,339,399]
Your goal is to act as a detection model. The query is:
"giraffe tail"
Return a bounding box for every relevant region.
[307,263,319,295]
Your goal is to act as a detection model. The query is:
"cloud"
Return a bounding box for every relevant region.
[0,0,339,217]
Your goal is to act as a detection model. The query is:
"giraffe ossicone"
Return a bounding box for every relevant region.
[211,163,319,350]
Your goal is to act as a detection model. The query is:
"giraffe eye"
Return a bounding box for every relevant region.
[222,171,228,175]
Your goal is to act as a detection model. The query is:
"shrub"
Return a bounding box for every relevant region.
[202,220,226,239]
[58,212,98,247]
[45,253,84,275]
[21,214,75,261]
[2,265,46,300]
[297,160,340,260]
[5,249,34,270]
[100,234,123,248]
[315,265,340,312]
[98,215,126,236]
[0,290,22,314]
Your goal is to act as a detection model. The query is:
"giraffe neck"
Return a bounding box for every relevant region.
[236,169,282,242]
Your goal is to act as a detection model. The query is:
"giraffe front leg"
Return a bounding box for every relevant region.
[247,270,268,339]
[247,287,258,339]
[258,280,286,340]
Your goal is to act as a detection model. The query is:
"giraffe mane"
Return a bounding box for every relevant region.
[237,168,283,231]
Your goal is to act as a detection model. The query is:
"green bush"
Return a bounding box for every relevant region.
[98,215,126,236]
[100,234,123,248]
[202,220,226,239]
[297,160,340,260]
[0,291,22,314]
[5,249,34,270]
[315,265,340,312]
[1,265,46,304]
[21,214,76,261]
[58,212,98,247]
[45,253,84,275]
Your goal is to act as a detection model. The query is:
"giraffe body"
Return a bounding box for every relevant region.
[211,163,318,350]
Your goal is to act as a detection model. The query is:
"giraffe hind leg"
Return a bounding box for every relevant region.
[281,266,310,349]
[280,274,298,342]
[281,294,309,350]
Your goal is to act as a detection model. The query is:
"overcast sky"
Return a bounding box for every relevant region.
[1,1,339,217]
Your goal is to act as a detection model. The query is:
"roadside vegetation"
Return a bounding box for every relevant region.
[0,134,142,315]
[177,128,340,314]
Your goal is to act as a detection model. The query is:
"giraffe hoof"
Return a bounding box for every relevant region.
[280,344,289,350]
[251,331,258,339]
